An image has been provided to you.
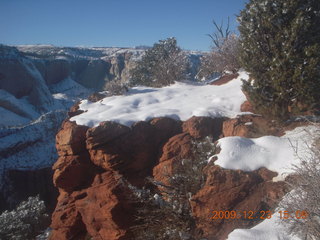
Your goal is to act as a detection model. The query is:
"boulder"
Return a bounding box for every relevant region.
[153,133,194,186]
[149,117,182,145]
[86,121,131,149]
[182,116,223,140]
[87,119,182,186]
[56,121,89,156]
[190,165,287,239]
[222,114,278,138]
[50,172,135,240]
[53,153,98,192]
[211,73,239,86]
[240,100,254,112]
[68,101,85,118]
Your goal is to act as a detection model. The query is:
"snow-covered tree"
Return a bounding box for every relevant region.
[239,0,320,119]
[0,196,50,240]
[130,37,188,87]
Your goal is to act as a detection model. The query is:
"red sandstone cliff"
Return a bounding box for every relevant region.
[50,114,288,240]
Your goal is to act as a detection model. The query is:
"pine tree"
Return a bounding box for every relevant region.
[130,37,188,87]
[239,0,320,119]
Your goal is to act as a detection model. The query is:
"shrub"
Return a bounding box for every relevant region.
[198,19,241,80]
[280,126,320,239]
[130,37,189,87]
[104,79,128,96]
[238,0,320,119]
[129,137,215,239]
[0,195,50,240]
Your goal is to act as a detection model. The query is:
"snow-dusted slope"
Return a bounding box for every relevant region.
[71,71,249,127]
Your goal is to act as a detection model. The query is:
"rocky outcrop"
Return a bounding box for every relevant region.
[51,171,135,240]
[182,116,224,140]
[50,117,183,239]
[211,73,239,86]
[51,115,288,239]
[240,100,254,112]
[222,114,279,138]
[190,165,287,239]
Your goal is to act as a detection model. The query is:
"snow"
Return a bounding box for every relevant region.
[0,110,66,190]
[215,125,318,181]
[227,189,304,240]
[216,125,320,240]
[227,209,300,240]
[49,77,92,108]
[71,71,249,127]
[0,90,40,127]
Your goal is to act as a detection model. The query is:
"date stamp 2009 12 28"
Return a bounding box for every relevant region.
[211,210,309,220]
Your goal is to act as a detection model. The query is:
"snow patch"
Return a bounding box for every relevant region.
[215,125,318,181]
[71,71,249,127]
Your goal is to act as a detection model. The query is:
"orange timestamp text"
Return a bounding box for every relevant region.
[211,210,309,220]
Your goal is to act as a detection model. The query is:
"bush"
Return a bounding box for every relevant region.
[0,195,50,240]
[104,79,128,96]
[197,19,241,80]
[280,126,320,239]
[129,137,215,239]
[239,0,320,119]
[130,37,189,87]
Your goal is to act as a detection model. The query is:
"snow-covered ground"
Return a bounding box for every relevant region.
[215,125,318,182]
[0,111,66,188]
[71,71,249,127]
[215,125,320,240]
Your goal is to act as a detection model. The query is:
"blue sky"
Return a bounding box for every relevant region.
[0,0,248,51]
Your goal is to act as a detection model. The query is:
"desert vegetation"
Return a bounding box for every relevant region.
[239,0,320,119]
[130,37,189,87]
[0,196,50,240]
[197,18,241,80]
[129,137,215,240]
[280,126,320,240]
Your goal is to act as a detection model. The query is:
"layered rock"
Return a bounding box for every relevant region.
[51,115,288,240]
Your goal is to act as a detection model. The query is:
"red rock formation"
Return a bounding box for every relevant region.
[240,100,254,112]
[153,133,194,186]
[56,121,89,156]
[51,172,135,240]
[51,115,288,240]
[211,73,239,86]
[51,117,182,239]
[190,165,287,239]
[68,102,85,118]
[222,114,279,138]
[182,116,224,140]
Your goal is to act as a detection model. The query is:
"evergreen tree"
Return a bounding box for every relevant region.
[130,37,188,87]
[239,0,320,119]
